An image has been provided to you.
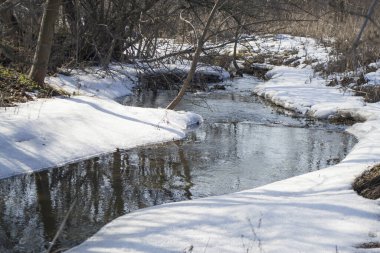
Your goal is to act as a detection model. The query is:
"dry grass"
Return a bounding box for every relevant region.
[354,86,380,102]
[282,2,380,73]
[352,164,380,200]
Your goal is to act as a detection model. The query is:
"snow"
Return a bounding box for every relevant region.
[0,96,202,179]
[46,64,138,99]
[365,70,380,86]
[223,34,331,67]
[68,36,380,253]
[368,60,380,69]
[255,66,366,118]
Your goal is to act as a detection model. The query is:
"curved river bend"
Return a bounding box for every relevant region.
[0,76,356,252]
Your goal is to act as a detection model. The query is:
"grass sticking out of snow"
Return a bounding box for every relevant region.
[353,164,380,200]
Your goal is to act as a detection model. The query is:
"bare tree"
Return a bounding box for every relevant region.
[166,0,225,109]
[1,0,377,80]
[28,0,61,85]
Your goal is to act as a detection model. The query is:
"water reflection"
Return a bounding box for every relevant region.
[0,150,192,252]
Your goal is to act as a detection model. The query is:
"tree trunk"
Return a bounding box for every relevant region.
[166,0,224,110]
[232,24,242,74]
[29,0,61,86]
[352,0,379,50]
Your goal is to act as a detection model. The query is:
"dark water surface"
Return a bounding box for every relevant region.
[0,77,357,252]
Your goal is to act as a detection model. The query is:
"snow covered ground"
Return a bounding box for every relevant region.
[366,68,380,86]
[68,36,380,252]
[0,96,201,179]
[223,34,331,68]
[46,64,138,99]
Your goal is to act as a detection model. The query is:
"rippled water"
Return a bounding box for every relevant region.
[0,77,357,252]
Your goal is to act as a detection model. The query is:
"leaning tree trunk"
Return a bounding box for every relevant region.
[166,0,224,110]
[29,0,61,86]
[232,16,244,75]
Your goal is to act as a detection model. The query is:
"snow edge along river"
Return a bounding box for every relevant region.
[0,96,203,179]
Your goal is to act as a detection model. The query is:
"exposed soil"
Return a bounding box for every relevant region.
[352,164,380,200]
[0,66,58,107]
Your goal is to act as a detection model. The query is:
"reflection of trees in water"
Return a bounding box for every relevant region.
[35,171,56,243]
[0,146,194,252]
[0,175,46,253]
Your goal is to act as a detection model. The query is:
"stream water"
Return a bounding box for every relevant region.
[0,76,357,252]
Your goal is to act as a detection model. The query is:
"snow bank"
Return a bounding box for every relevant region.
[46,64,138,99]
[0,96,202,179]
[255,66,366,118]
[365,70,380,86]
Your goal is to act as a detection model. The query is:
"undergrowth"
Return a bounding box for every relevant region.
[0,66,59,107]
